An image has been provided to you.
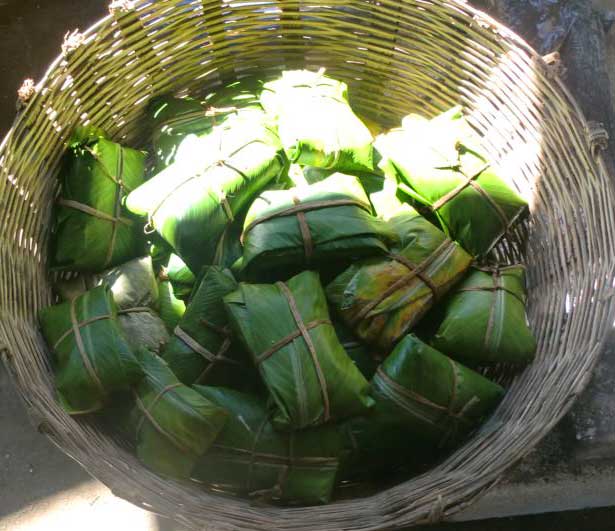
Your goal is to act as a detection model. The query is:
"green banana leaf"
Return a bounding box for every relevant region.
[376,107,528,257]
[148,238,196,300]
[52,135,147,272]
[192,386,344,505]
[430,266,536,365]
[224,270,373,430]
[342,335,504,471]
[158,280,186,332]
[162,267,257,388]
[212,216,246,271]
[165,253,196,300]
[326,209,472,351]
[302,166,387,197]
[149,95,210,172]
[374,335,504,445]
[260,70,374,172]
[149,79,262,171]
[126,108,288,273]
[240,173,396,279]
[333,321,380,381]
[39,285,142,415]
[130,349,228,478]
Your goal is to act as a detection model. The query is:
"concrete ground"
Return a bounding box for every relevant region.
[2,1,615,530]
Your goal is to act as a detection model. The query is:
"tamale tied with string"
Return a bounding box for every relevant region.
[326,207,472,351]
[224,270,373,430]
[376,107,528,257]
[162,267,257,388]
[39,285,143,415]
[342,335,504,466]
[260,69,375,172]
[126,107,288,273]
[192,387,343,505]
[148,79,262,171]
[52,130,147,272]
[240,173,396,279]
[431,266,537,365]
[54,256,169,354]
[130,350,228,479]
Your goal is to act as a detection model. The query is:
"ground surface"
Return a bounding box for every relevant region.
[1,1,615,530]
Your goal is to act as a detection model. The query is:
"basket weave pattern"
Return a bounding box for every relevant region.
[2,1,615,529]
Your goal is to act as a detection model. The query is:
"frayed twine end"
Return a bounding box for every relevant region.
[16,79,36,109]
[62,30,85,57]
[109,0,135,14]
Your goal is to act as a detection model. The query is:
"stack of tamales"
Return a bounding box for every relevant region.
[39,69,536,506]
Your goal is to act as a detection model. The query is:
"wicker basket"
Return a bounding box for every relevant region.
[2,0,615,529]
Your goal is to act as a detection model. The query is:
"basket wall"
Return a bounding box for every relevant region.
[1,0,615,529]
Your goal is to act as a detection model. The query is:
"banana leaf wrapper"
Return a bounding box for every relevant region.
[260,70,374,172]
[240,173,396,279]
[149,96,210,171]
[39,285,143,415]
[373,335,504,445]
[302,166,387,198]
[162,267,257,387]
[431,266,537,365]
[326,210,472,350]
[52,136,147,272]
[126,109,288,272]
[192,386,343,505]
[158,280,186,332]
[163,253,196,300]
[342,335,504,471]
[376,107,528,256]
[149,80,262,171]
[130,349,229,478]
[224,270,373,430]
[54,257,169,353]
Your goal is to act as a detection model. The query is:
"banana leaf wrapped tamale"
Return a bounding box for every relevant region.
[431,266,536,365]
[341,335,504,470]
[240,173,396,279]
[224,270,373,430]
[260,70,374,172]
[162,267,257,387]
[126,108,288,272]
[55,257,169,354]
[130,349,228,478]
[149,80,262,171]
[376,107,528,256]
[149,96,210,172]
[39,285,143,415]
[192,387,344,505]
[327,208,472,350]
[52,133,147,272]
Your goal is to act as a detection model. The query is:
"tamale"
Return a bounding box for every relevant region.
[327,209,472,350]
[39,285,142,414]
[130,349,228,478]
[162,267,257,387]
[376,107,528,256]
[431,266,536,365]
[192,386,343,505]
[342,335,504,469]
[224,270,373,430]
[52,133,147,272]
[240,173,396,278]
[126,108,288,272]
[260,70,374,172]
